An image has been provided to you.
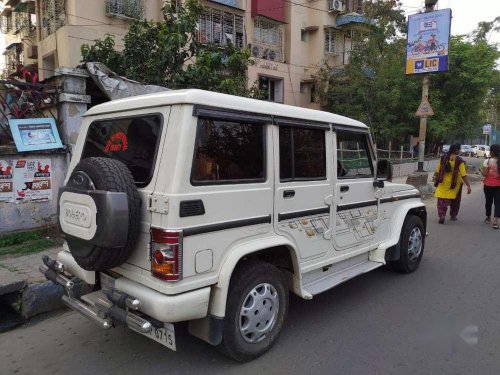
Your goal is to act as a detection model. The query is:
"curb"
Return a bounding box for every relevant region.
[21,281,66,319]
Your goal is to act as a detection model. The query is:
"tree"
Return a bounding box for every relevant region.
[316,1,500,146]
[81,0,261,97]
[81,34,124,74]
[316,0,421,145]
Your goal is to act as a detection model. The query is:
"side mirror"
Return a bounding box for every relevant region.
[376,159,392,181]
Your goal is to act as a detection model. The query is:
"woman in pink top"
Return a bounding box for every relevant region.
[481,144,500,229]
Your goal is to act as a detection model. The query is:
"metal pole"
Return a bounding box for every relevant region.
[417,0,438,172]
[418,75,429,171]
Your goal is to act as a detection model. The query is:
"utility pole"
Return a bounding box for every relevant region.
[417,0,438,172]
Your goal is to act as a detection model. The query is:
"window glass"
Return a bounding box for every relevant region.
[191,119,265,184]
[279,127,326,180]
[82,115,162,187]
[336,132,373,178]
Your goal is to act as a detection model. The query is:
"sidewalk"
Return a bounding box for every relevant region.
[0,246,64,329]
[0,246,60,285]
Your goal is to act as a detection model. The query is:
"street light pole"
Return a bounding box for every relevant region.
[417,0,438,172]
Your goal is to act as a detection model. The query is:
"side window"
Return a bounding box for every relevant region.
[279,127,326,181]
[336,132,374,178]
[191,118,265,184]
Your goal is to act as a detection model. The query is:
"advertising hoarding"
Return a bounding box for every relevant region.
[406,9,452,75]
[9,118,63,152]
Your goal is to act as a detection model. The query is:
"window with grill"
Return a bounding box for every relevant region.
[253,17,284,62]
[324,28,336,53]
[346,0,363,13]
[41,0,65,38]
[198,7,244,48]
[105,0,144,20]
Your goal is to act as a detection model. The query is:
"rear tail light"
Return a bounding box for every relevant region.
[150,228,183,281]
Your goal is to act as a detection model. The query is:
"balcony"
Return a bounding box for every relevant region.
[41,0,65,39]
[105,0,144,21]
[251,17,285,63]
[3,42,23,76]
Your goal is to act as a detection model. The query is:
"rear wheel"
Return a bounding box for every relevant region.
[218,261,289,362]
[391,216,425,273]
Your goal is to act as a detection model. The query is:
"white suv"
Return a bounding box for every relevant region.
[476,145,491,158]
[42,90,426,361]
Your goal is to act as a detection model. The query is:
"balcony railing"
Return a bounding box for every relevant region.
[41,0,65,39]
[105,0,145,21]
[252,17,285,63]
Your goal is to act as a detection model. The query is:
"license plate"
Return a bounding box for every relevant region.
[133,323,176,351]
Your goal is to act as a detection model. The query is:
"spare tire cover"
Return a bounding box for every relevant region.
[62,157,141,271]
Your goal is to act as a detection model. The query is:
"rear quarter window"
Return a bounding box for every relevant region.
[81,114,162,187]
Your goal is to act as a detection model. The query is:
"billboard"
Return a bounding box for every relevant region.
[406,9,452,75]
[9,118,63,152]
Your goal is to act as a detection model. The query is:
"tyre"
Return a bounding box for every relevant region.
[64,157,141,271]
[218,261,289,362]
[391,215,425,273]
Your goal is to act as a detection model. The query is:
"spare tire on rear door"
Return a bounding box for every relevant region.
[59,157,141,271]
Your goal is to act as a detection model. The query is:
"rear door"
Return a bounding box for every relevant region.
[273,120,333,261]
[81,107,171,270]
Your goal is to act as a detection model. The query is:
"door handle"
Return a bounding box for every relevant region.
[283,190,295,198]
[340,185,350,193]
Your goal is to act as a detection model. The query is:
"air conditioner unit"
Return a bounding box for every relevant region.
[329,0,344,13]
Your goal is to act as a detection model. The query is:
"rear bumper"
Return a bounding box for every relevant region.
[46,251,211,324]
[115,277,210,322]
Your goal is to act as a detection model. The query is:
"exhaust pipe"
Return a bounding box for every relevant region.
[39,265,74,290]
[62,295,112,329]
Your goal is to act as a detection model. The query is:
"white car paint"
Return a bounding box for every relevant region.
[56,89,426,349]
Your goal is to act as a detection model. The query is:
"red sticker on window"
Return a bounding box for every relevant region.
[105,132,128,153]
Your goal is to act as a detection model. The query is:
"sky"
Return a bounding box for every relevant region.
[0,0,499,64]
[401,0,500,44]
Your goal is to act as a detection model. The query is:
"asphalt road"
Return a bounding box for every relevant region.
[1,176,499,375]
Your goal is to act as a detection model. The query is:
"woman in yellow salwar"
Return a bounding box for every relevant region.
[434,143,472,224]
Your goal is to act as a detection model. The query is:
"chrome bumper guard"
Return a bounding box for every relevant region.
[40,255,153,334]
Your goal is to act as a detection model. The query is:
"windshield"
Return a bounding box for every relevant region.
[82,114,162,187]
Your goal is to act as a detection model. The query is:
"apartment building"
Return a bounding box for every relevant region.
[1,0,370,108]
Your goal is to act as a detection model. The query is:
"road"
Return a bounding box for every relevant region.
[1,175,499,375]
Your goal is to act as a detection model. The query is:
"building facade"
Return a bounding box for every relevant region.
[1,0,369,108]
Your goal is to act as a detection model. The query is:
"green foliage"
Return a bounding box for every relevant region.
[429,35,499,140]
[80,0,259,97]
[0,229,61,257]
[81,34,124,74]
[316,0,500,145]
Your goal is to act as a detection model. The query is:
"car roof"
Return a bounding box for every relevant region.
[84,89,367,129]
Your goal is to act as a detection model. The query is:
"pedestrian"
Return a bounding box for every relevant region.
[412,142,419,157]
[481,144,500,229]
[433,143,472,224]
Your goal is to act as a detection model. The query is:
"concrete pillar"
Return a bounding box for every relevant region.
[55,67,91,153]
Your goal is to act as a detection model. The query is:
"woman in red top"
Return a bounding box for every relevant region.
[481,144,500,229]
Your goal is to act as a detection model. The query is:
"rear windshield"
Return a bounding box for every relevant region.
[82,114,162,187]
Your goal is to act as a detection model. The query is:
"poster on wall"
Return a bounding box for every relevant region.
[9,118,63,152]
[0,160,14,203]
[13,159,52,203]
[406,9,452,74]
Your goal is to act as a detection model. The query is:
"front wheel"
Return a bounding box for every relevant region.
[391,215,425,273]
[218,261,289,362]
